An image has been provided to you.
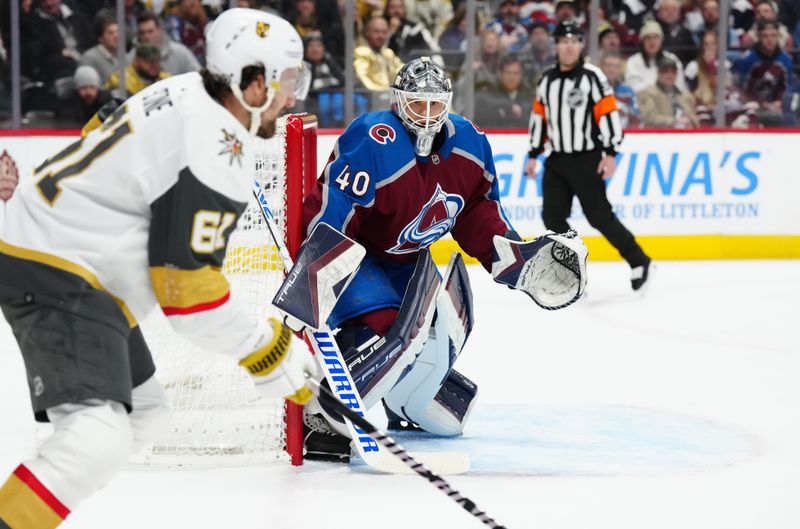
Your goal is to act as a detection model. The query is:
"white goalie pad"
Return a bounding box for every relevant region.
[384,253,476,436]
[492,230,588,310]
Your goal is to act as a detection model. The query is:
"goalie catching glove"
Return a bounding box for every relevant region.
[492,230,588,310]
[239,317,319,405]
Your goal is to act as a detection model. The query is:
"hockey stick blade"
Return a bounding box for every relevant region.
[253,183,469,475]
[309,378,506,529]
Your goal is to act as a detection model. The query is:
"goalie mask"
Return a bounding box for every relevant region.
[205,8,310,134]
[390,57,453,156]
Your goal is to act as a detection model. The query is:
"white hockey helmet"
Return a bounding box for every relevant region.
[205,8,310,133]
[389,57,453,156]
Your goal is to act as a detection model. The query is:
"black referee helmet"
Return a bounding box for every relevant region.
[553,20,584,41]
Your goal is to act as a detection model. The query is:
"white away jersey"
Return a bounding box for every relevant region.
[0,73,267,357]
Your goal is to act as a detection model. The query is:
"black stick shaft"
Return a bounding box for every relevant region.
[313,381,508,529]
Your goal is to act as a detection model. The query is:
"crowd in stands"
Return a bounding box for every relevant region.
[1,0,800,129]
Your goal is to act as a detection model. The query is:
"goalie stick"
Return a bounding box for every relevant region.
[253,182,469,476]
[309,377,508,529]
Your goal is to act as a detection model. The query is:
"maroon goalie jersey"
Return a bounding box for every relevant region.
[303,110,514,269]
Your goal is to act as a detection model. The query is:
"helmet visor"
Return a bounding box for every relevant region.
[273,64,311,101]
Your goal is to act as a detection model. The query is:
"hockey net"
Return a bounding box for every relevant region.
[131,114,317,468]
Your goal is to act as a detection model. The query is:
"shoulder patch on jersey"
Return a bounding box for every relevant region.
[218,129,244,167]
[369,123,396,145]
[389,183,464,255]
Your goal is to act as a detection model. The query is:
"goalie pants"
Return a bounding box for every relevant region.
[542,150,649,268]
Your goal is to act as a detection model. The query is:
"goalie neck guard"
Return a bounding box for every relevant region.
[389,57,453,157]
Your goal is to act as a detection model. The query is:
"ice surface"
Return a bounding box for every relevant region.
[1,260,798,529]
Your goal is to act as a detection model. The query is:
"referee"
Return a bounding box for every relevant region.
[525,20,651,291]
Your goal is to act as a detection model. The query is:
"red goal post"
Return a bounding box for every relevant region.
[134,114,318,468]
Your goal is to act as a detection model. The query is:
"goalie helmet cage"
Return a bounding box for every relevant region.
[133,114,317,468]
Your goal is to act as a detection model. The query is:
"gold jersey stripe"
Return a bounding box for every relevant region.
[149,265,231,315]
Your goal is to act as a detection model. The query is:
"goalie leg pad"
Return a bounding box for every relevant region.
[386,367,479,437]
[384,253,477,436]
[342,250,440,410]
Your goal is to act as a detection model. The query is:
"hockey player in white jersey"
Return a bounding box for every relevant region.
[0,9,316,529]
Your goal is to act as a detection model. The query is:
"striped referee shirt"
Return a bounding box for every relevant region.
[527,62,623,157]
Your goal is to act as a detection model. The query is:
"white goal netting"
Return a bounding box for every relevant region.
[132,116,304,468]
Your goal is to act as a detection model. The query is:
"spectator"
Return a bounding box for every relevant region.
[315,0,346,66]
[164,0,207,65]
[740,0,794,50]
[57,65,111,127]
[474,55,534,128]
[731,0,755,37]
[353,16,404,93]
[600,52,641,127]
[656,0,696,65]
[685,30,728,92]
[80,17,119,84]
[27,0,93,91]
[463,29,503,93]
[404,0,453,40]
[384,0,443,64]
[485,0,528,53]
[553,0,579,23]
[695,0,738,49]
[438,4,471,72]
[682,0,707,36]
[519,1,555,29]
[283,0,346,67]
[94,0,146,50]
[521,20,556,86]
[133,11,200,76]
[301,33,368,127]
[734,20,793,126]
[618,0,658,33]
[598,5,639,47]
[625,20,687,93]
[598,21,622,54]
[694,59,759,128]
[106,44,170,97]
[637,56,699,128]
[292,0,320,39]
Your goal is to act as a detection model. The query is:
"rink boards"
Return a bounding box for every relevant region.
[2,129,799,260]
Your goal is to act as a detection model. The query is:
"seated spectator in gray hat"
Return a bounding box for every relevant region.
[57,65,112,128]
[637,56,699,128]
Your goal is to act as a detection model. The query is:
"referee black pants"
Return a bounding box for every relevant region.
[542,150,649,268]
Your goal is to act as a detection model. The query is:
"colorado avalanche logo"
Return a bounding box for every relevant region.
[389,184,464,255]
[369,124,396,145]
